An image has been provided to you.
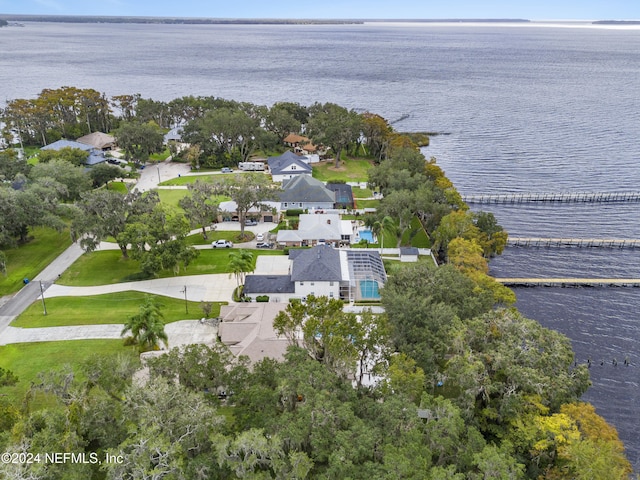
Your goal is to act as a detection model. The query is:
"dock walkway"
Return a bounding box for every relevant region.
[463,192,640,204]
[507,237,640,249]
[495,278,640,287]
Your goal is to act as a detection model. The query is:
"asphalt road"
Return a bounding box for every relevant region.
[0,242,84,339]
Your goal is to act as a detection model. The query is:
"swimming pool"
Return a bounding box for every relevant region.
[358,229,374,242]
[359,280,380,299]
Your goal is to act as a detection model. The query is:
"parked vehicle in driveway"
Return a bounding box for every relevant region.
[245,218,257,226]
[256,242,273,249]
[212,240,233,248]
[256,233,265,241]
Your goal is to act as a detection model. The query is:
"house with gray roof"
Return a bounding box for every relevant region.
[267,151,312,183]
[280,176,335,211]
[326,182,354,209]
[243,245,386,302]
[41,139,106,166]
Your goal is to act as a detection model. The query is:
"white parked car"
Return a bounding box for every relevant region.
[256,233,265,242]
[211,240,233,248]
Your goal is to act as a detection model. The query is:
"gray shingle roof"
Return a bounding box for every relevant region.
[41,139,106,166]
[290,245,342,282]
[244,275,295,294]
[280,176,335,203]
[268,151,312,176]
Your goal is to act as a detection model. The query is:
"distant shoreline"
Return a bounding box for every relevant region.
[0,14,532,25]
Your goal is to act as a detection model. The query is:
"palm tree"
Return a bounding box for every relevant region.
[122,295,168,351]
[228,249,254,288]
[373,215,397,252]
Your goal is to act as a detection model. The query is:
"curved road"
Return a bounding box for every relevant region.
[0,158,245,345]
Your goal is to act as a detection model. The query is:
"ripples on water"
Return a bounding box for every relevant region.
[2,21,640,469]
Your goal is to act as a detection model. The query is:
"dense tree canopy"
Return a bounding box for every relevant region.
[0,92,631,479]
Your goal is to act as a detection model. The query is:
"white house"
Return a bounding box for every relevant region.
[267,151,313,183]
[244,245,387,303]
[276,214,354,247]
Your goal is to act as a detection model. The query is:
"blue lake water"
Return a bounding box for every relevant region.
[2,20,640,469]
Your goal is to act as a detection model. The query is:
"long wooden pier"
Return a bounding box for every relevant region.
[507,237,640,249]
[495,278,640,288]
[462,192,640,205]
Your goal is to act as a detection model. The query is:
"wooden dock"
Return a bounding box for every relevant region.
[507,237,640,249]
[495,278,640,288]
[462,191,640,205]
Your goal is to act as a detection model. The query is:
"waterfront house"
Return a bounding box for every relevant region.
[267,151,313,182]
[244,245,386,303]
[280,176,335,211]
[276,213,354,247]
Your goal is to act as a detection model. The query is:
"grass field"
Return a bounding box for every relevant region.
[159,173,236,186]
[354,199,380,209]
[105,181,129,193]
[12,291,218,328]
[0,227,73,296]
[149,148,171,162]
[352,187,373,198]
[312,157,373,183]
[0,340,139,405]
[400,216,431,248]
[58,249,284,286]
[156,189,231,212]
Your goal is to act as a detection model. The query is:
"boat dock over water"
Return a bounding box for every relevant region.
[507,237,640,249]
[495,278,640,288]
[463,191,640,204]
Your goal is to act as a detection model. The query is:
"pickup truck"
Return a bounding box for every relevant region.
[211,240,233,248]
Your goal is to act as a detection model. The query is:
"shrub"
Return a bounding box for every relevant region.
[286,209,305,217]
[256,295,270,302]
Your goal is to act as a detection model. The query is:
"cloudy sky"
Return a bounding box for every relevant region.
[1,0,638,20]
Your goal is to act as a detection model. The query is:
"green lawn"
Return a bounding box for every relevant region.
[354,199,380,209]
[0,227,73,296]
[0,340,139,405]
[12,291,218,328]
[58,249,284,286]
[400,216,431,248]
[105,181,129,193]
[159,174,235,186]
[157,189,189,211]
[312,157,373,183]
[149,148,171,162]
[156,189,230,212]
[352,187,373,198]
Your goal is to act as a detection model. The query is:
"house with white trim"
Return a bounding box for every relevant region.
[267,151,312,183]
[243,245,386,303]
[276,214,354,247]
[280,176,335,211]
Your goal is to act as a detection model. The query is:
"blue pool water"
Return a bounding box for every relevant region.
[359,229,374,242]
[359,280,380,299]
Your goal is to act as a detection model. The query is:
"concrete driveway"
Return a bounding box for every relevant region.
[45,274,237,303]
[0,320,218,347]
